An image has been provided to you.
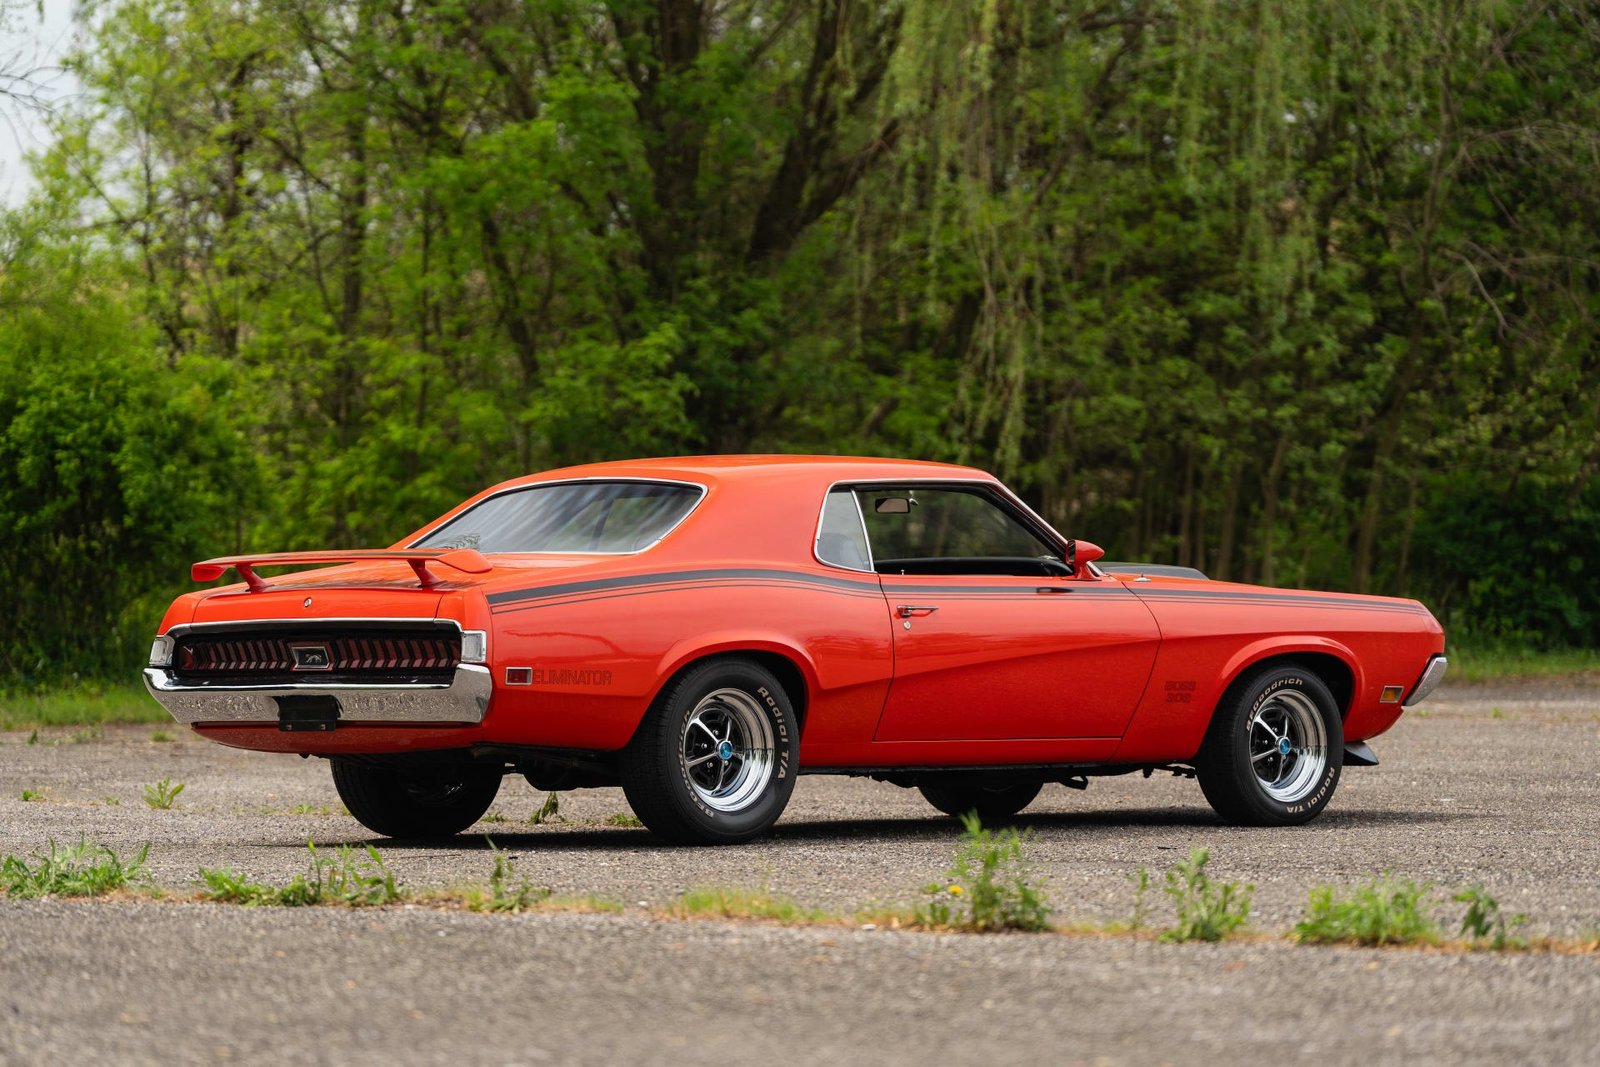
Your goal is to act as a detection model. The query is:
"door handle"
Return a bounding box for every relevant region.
[1036,587,1073,595]
[896,605,939,618]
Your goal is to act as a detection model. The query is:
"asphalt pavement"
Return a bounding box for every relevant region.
[1,677,1597,1064]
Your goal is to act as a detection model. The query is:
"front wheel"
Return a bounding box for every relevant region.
[1195,665,1344,826]
[620,657,799,845]
[331,759,501,839]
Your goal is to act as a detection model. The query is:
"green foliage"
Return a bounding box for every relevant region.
[1295,877,1439,946]
[197,841,402,907]
[1159,849,1253,943]
[606,812,644,828]
[0,687,166,730]
[1415,481,1600,648]
[1,838,151,898]
[1454,885,1528,950]
[142,777,185,810]
[18,788,42,802]
[0,0,1598,687]
[917,812,1051,932]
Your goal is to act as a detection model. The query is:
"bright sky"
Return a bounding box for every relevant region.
[0,0,80,206]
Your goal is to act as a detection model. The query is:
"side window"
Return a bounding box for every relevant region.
[854,486,1058,575]
[816,489,872,571]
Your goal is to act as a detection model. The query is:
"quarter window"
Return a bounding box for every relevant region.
[816,489,872,571]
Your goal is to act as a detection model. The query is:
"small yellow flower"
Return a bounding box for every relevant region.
[948,884,963,896]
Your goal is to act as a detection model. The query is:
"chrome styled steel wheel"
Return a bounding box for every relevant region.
[680,688,776,813]
[1196,665,1344,826]
[621,657,799,844]
[1248,688,1329,803]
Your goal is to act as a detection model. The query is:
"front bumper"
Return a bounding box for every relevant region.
[143,664,493,725]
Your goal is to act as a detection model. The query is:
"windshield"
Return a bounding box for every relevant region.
[414,481,702,554]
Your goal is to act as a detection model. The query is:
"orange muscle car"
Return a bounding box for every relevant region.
[145,456,1447,844]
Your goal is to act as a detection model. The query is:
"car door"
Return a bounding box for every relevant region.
[859,484,1161,742]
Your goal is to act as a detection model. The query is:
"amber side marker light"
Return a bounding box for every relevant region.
[1379,685,1405,704]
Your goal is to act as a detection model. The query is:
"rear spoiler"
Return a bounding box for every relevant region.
[191,549,492,593]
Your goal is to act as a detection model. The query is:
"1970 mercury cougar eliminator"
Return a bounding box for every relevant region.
[145,456,1447,844]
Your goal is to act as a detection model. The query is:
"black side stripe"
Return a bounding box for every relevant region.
[1130,588,1431,615]
[486,567,881,609]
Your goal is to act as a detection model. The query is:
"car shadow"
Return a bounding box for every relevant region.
[273,805,1479,853]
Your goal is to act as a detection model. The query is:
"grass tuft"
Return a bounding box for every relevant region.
[143,777,185,810]
[461,840,550,913]
[529,791,562,825]
[196,841,402,907]
[1454,884,1528,949]
[1,838,152,898]
[1294,876,1439,945]
[667,886,831,924]
[1159,848,1252,942]
[606,812,643,828]
[915,812,1051,932]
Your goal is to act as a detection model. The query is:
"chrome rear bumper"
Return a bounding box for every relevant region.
[143,664,492,725]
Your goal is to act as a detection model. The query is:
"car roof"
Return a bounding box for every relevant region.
[502,455,993,488]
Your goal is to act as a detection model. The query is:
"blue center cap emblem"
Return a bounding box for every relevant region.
[717,741,734,760]
[1278,738,1293,756]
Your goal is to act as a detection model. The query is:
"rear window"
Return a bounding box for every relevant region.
[415,481,702,554]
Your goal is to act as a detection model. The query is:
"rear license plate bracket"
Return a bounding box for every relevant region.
[276,695,342,732]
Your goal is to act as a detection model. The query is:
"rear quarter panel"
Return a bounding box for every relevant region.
[480,565,894,752]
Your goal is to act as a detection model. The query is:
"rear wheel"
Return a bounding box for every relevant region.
[918,780,1042,823]
[331,759,501,839]
[1195,665,1343,826]
[620,657,798,845]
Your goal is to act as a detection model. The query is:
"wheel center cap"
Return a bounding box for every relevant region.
[1278,738,1293,756]
[718,740,734,760]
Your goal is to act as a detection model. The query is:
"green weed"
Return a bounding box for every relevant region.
[530,792,562,825]
[19,788,42,802]
[481,811,508,824]
[1,838,152,898]
[1454,885,1528,949]
[606,812,643,828]
[1126,866,1154,930]
[197,841,402,907]
[462,841,549,913]
[1295,877,1439,945]
[143,777,185,810]
[149,729,174,742]
[1159,848,1252,942]
[916,812,1051,932]
[195,868,279,905]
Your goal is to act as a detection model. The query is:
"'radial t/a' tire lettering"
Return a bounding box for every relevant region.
[1195,665,1344,826]
[620,657,799,845]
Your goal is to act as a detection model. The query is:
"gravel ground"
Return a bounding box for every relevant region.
[1,678,1598,1064]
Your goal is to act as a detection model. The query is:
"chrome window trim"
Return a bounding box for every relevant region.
[811,484,877,573]
[404,476,709,556]
[818,476,1069,569]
